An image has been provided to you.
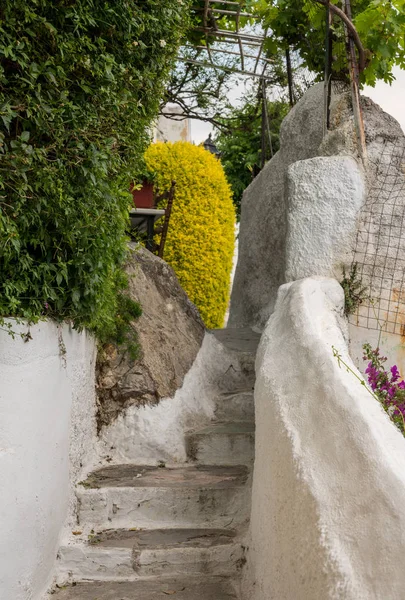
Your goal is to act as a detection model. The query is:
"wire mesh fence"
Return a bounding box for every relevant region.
[350,129,405,336]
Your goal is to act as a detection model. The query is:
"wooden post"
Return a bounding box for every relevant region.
[158,181,176,259]
[343,0,367,162]
[260,79,266,169]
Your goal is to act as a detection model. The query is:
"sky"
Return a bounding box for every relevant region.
[191,67,405,145]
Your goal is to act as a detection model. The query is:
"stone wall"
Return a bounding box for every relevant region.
[96,246,205,430]
[0,322,96,600]
[243,277,405,600]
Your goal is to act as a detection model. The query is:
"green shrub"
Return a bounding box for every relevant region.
[0,0,190,341]
[145,141,235,329]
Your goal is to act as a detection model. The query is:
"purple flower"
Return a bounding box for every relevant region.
[388,386,397,399]
[391,365,400,382]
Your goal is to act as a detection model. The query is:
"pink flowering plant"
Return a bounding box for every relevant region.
[363,343,405,435]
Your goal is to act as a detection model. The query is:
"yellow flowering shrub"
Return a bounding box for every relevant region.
[145,141,235,328]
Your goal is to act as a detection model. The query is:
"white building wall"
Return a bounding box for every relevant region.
[154,103,191,143]
[0,321,96,600]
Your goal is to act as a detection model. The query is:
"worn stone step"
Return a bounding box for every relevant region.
[210,328,261,355]
[208,328,259,390]
[57,528,243,581]
[186,422,255,466]
[214,390,255,421]
[77,465,250,530]
[52,576,238,599]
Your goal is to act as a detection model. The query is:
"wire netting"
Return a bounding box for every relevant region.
[350,127,405,335]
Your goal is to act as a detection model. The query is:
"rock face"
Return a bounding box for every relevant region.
[96,246,205,430]
[228,82,405,331]
[228,83,325,329]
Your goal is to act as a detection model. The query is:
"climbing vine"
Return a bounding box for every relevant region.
[0,0,190,346]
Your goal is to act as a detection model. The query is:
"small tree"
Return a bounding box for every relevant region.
[214,96,289,216]
[145,142,235,329]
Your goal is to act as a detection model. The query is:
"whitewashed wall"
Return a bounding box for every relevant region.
[0,321,96,600]
[243,277,405,600]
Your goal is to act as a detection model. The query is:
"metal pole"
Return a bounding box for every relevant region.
[262,84,274,159]
[261,79,266,168]
[286,48,294,107]
[324,2,333,135]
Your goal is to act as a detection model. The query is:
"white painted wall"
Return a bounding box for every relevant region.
[99,331,253,465]
[243,277,405,600]
[0,321,96,600]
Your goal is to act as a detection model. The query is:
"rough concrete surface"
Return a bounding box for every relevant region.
[52,577,237,599]
[186,422,255,465]
[89,528,237,549]
[285,155,365,282]
[96,245,205,430]
[56,528,242,582]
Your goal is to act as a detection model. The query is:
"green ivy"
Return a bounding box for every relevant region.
[0,0,190,344]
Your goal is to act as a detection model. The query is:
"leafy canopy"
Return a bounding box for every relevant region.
[254,0,405,86]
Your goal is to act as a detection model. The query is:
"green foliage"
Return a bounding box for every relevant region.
[0,0,190,345]
[340,263,368,316]
[255,0,405,86]
[145,141,235,329]
[214,96,289,216]
[98,282,143,360]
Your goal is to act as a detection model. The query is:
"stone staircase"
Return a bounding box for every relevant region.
[52,329,259,600]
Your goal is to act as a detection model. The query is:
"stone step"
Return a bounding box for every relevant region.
[52,576,238,599]
[214,390,255,421]
[77,465,250,530]
[186,422,255,466]
[57,528,243,581]
[210,328,261,355]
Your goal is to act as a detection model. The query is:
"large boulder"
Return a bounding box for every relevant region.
[96,246,205,430]
[229,82,405,332]
[228,83,326,329]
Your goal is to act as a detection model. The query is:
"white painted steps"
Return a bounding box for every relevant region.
[186,422,255,465]
[53,328,260,599]
[57,528,243,581]
[76,464,250,530]
[214,390,255,421]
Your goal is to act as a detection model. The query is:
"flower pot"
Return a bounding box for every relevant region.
[131,181,154,209]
